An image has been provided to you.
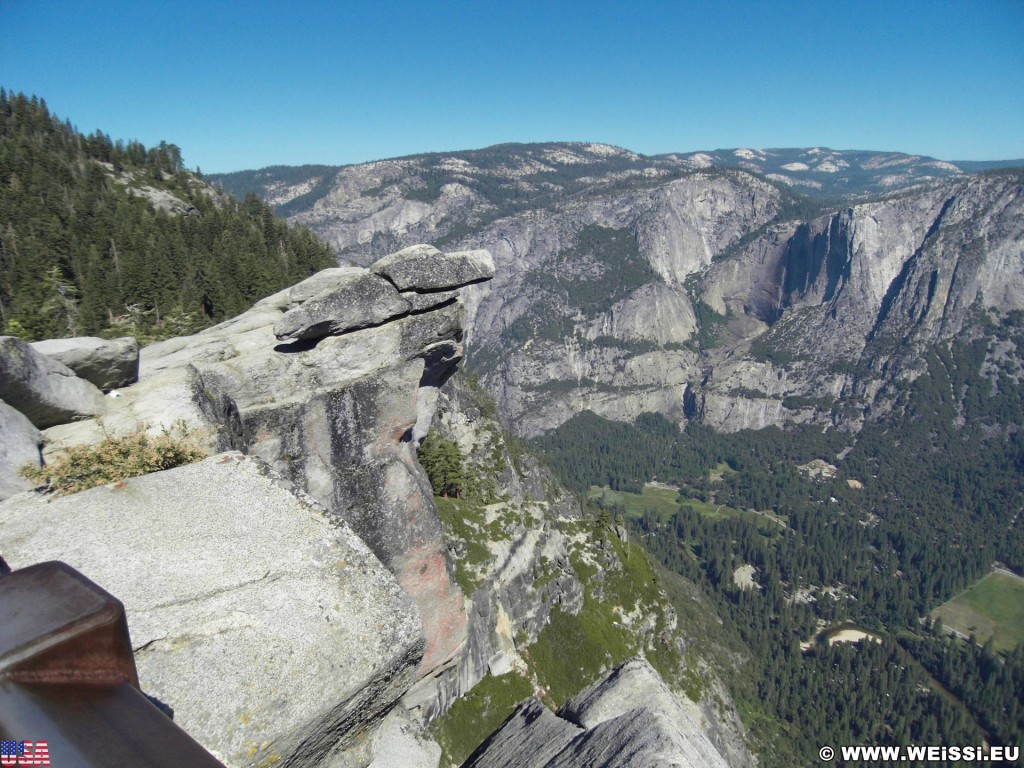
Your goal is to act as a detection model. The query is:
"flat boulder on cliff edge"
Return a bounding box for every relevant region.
[371,244,495,292]
[0,336,106,428]
[0,453,425,768]
[30,335,140,391]
[273,270,411,341]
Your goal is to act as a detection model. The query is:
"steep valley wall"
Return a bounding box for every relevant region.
[266,153,1023,438]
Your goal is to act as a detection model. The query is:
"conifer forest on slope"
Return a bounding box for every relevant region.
[0,91,334,342]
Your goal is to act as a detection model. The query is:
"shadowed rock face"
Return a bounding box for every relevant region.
[463,699,583,768]
[0,336,107,428]
[464,659,731,768]
[29,335,140,391]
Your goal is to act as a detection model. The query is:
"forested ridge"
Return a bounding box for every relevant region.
[534,313,1024,766]
[0,90,335,341]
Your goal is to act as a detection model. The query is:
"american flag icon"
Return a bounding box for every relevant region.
[0,740,49,766]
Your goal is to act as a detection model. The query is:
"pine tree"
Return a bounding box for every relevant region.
[417,432,466,498]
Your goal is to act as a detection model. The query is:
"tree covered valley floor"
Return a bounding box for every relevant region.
[530,323,1024,766]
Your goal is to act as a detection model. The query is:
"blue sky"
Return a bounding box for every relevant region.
[2,0,1022,173]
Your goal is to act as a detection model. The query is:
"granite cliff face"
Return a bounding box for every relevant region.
[220,147,1022,437]
[495,172,1018,436]
[458,170,783,435]
[30,245,492,677]
[690,173,1024,430]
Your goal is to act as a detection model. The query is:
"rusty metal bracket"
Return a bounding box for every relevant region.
[0,561,225,766]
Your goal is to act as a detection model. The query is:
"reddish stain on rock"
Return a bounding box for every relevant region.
[398,545,467,674]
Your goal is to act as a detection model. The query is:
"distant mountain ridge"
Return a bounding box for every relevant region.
[659,146,1024,197]
[208,142,1024,217]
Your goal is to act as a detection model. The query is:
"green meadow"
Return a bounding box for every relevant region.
[932,571,1024,652]
[587,483,780,529]
[588,484,682,520]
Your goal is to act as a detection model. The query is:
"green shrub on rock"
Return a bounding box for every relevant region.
[21,422,206,495]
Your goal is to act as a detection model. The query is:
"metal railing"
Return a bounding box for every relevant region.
[0,561,225,767]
